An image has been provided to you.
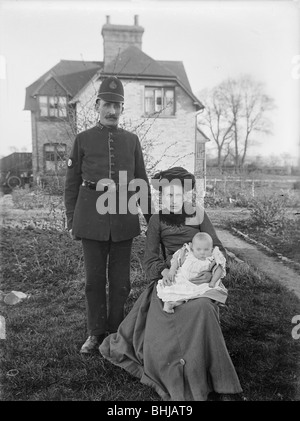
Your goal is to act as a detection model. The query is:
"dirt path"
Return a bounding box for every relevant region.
[217,228,300,300]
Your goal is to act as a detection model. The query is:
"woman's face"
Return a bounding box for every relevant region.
[162,184,184,213]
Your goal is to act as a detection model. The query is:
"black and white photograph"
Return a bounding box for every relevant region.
[0,0,300,403]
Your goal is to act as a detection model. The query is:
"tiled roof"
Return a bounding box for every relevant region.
[157,60,192,92]
[102,46,202,109]
[24,60,102,110]
[104,46,176,78]
[25,50,203,110]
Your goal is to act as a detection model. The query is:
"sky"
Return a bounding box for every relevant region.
[0,0,299,162]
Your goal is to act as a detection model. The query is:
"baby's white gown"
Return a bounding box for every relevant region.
[156,246,228,304]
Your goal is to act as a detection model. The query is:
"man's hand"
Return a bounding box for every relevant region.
[189,270,212,285]
[68,229,77,240]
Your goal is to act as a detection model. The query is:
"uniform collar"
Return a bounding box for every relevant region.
[96,121,120,131]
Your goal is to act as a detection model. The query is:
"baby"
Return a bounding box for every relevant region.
[157,232,227,313]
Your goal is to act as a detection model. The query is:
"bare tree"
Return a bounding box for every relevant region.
[198,75,275,172]
[197,88,233,170]
[218,75,275,171]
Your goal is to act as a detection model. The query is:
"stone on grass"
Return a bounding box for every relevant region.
[4,291,28,305]
[11,291,27,299]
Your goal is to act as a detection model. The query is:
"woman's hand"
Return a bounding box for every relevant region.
[167,268,176,283]
[161,268,174,287]
[189,270,212,285]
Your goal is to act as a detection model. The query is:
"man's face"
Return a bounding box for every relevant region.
[96,99,123,127]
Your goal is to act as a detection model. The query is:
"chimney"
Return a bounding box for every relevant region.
[101,16,144,65]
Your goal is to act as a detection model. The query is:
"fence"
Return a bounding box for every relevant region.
[206,177,299,199]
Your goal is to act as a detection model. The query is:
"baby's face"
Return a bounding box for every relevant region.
[192,239,212,260]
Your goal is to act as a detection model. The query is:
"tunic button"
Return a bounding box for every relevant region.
[110,154,115,158]
[111,162,115,166]
[111,170,115,175]
[179,359,185,365]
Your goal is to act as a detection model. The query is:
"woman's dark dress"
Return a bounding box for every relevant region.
[100,210,242,401]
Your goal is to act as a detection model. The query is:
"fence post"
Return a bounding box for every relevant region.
[213,178,217,198]
[251,180,255,197]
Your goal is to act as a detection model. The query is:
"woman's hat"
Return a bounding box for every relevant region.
[96,76,124,103]
[151,167,195,191]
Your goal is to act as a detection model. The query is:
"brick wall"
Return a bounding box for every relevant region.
[32,116,74,178]
[120,79,196,173]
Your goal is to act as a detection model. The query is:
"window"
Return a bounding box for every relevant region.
[44,143,67,173]
[39,96,67,118]
[144,87,175,116]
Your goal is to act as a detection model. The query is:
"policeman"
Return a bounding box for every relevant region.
[64,76,152,353]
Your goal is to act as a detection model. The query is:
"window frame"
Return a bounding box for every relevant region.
[44,143,67,174]
[38,95,68,119]
[144,86,176,117]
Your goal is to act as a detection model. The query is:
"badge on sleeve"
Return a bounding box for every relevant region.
[67,158,74,168]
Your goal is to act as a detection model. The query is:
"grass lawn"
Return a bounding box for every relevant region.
[231,218,300,264]
[1,225,300,401]
[207,206,300,266]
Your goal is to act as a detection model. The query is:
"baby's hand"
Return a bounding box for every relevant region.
[209,281,216,288]
[178,248,186,266]
[167,269,176,283]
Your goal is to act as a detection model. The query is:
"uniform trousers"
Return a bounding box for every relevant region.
[81,236,133,336]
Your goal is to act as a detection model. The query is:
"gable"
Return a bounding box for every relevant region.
[24,60,102,111]
[36,77,68,96]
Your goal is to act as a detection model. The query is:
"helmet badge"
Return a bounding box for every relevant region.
[109,81,117,90]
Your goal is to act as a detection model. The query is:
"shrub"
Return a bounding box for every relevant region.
[249,193,288,229]
[11,187,46,209]
[38,175,65,196]
[204,194,229,208]
[293,181,300,190]
[10,187,66,230]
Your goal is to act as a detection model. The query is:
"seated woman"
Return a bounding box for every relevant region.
[100,167,242,401]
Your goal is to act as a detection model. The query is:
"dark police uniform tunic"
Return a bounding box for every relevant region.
[64,122,152,336]
[64,122,152,240]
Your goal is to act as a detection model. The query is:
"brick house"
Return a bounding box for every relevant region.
[24,15,207,191]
